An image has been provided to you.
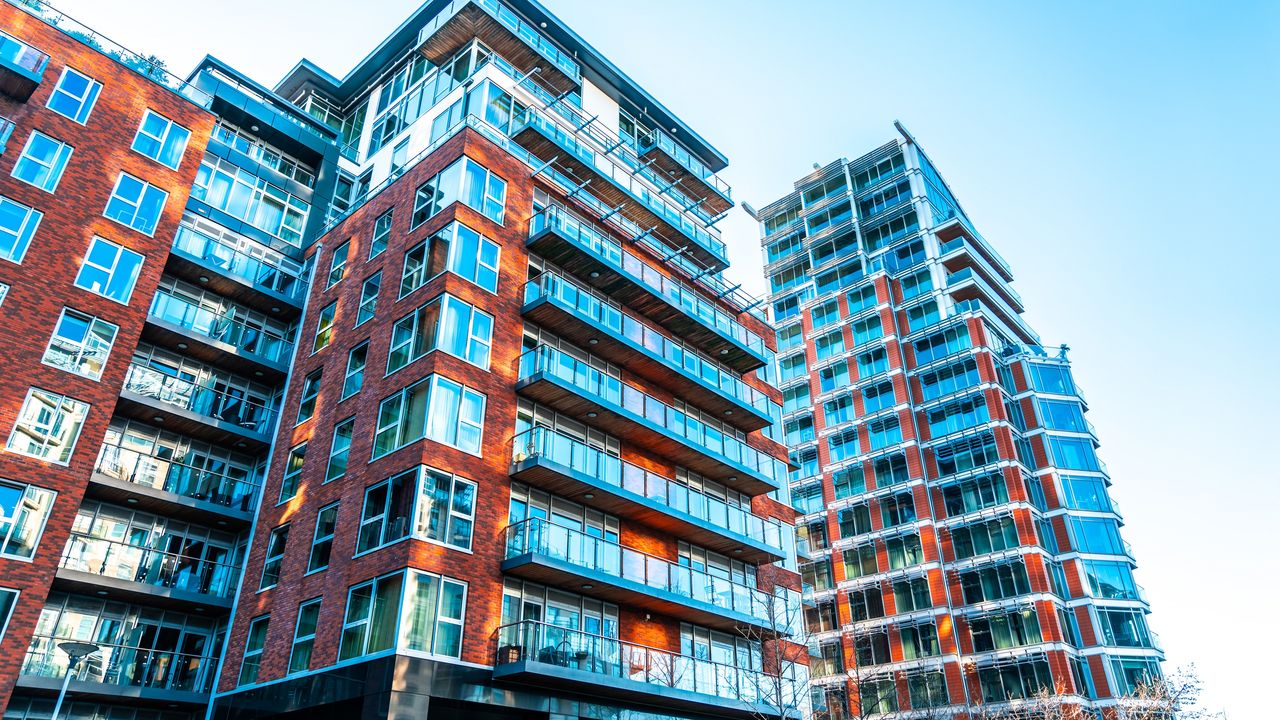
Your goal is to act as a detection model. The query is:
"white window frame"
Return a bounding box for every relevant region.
[0,479,57,560]
[239,615,269,685]
[103,172,169,237]
[131,109,191,170]
[12,131,73,192]
[46,67,101,124]
[288,598,322,674]
[295,370,322,425]
[279,443,307,504]
[356,272,380,326]
[342,342,368,400]
[312,302,336,353]
[325,418,354,482]
[42,307,119,381]
[0,195,42,264]
[372,375,485,458]
[74,237,144,305]
[259,524,289,590]
[6,388,89,465]
[0,587,17,641]
[327,240,350,288]
[307,503,339,573]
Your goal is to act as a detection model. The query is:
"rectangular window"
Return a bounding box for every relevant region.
[867,415,903,450]
[43,308,118,380]
[862,381,896,414]
[357,465,477,553]
[827,427,859,463]
[132,109,191,169]
[313,302,336,352]
[0,195,42,264]
[327,240,350,287]
[856,347,888,378]
[370,209,392,258]
[372,375,485,458]
[342,342,368,399]
[279,443,306,504]
[260,524,290,590]
[952,516,1020,559]
[401,221,500,295]
[814,329,845,361]
[893,577,931,612]
[388,294,493,372]
[239,615,269,685]
[410,157,506,227]
[75,237,144,304]
[1049,436,1101,471]
[339,570,467,660]
[0,479,56,559]
[192,157,309,246]
[357,272,380,326]
[339,572,403,660]
[296,370,322,424]
[104,173,169,236]
[0,587,16,640]
[12,132,73,192]
[46,67,101,123]
[942,472,1009,516]
[325,418,354,482]
[289,599,322,674]
[886,532,923,569]
[308,503,339,573]
[959,559,1032,604]
[7,389,89,464]
[900,622,940,659]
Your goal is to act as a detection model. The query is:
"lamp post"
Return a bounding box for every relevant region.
[51,641,100,720]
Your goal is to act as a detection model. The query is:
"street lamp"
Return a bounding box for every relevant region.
[51,641,100,720]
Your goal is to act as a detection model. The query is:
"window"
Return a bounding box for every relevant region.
[814,330,844,361]
[342,342,368,399]
[1061,474,1111,511]
[1039,399,1087,432]
[401,221,500,295]
[312,302,337,352]
[296,370,322,424]
[239,615,269,685]
[977,658,1053,702]
[340,572,402,660]
[810,299,839,329]
[927,394,990,438]
[893,577,931,612]
[308,503,339,573]
[838,504,871,538]
[192,157,310,246]
[850,316,882,347]
[848,586,884,621]
[46,68,101,123]
[862,381,895,414]
[357,272,381,325]
[843,545,877,579]
[1101,610,1150,650]
[0,195,42,264]
[357,465,477,553]
[856,346,888,378]
[907,670,948,709]
[326,418,354,482]
[1083,560,1140,600]
[881,492,916,528]
[12,132,73,192]
[920,358,980,401]
[779,353,807,384]
[132,109,191,169]
[0,587,16,639]
[959,559,1032,604]
[952,516,1020,559]
[874,452,910,488]
[942,472,1009,516]
[936,431,1000,476]
[867,415,903,450]
[887,533,923,569]
[914,325,971,366]
[832,465,865,499]
[1028,363,1074,395]
[340,570,466,660]
[289,599,321,674]
[1067,516,1126,555]
[1049,436,1101,471]
[388,294,493,372]
[970,608,1042,652]
[42,309,118,380]
[372,375,486,457]
[279,444,306,503]
[327,240,350,287]
[104,173,169,236]
[0,480,56,559]
[260,524,289,590]
[74,237,144,304]
[823,394,854,427]
[827,427,859,463]
[855,629,891,666]
[7,389,89,464]
[369,209,392,258]
[410,156,506,227]
[900,622,940,659]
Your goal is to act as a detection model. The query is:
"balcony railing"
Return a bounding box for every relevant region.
[22,634,216,694]
[524,270,776,424]
[149,290,294,366]
[171,224,306,304]
[513,427,783,552]
[518,345,787,490]
[638,127,732,205]
[494,620,784,710]
[60,532,238,598]
[94,439,260,514]
[122,363,277,438]
[418,0,581,84]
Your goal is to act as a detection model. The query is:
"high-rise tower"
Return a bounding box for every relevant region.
[757,124,1161,719]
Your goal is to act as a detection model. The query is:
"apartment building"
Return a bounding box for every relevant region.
[758,125,1162,719]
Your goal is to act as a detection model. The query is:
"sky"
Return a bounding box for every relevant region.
[39,0,1278,716]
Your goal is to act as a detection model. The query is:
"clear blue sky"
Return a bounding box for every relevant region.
[46,0,1276,715]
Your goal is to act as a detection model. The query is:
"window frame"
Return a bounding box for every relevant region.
[325,418,355,482]
[312,301,337,353]
[131,109,191,170]
[342,341,368,400]
[259,524,290,590]
[288,598,322,674]
[239,615,270,685]
[12,131,74,193]
[46,66,102,124]
[279,443,307,505]
[103,172,169,237]
[6,388,89,465]
[74,236,145,305]
[41,307,118,381]
[0,194,43,265]
[307,503,339,574]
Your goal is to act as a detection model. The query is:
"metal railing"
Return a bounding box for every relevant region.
[171,224,307,303]
[638,127,732,201]
[149,290,294,365]
[417,0,581,82]
[518,345,787,486]
[122,363,277,436]
[494,620,782,707]
[94,439,260,513]
[60,532,238,598]
[0,26,49,75]
[513,427,782,548]
[22,634,217,693]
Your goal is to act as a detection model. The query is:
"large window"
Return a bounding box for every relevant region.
[959,559,1032,604]
[370,209,392,258]
[977,658,1053,702]
[75,237,144,304]
[1038,398,1087,432]
[1049,436,1101,471]
[0,587,16,640]
[342,342,368,399]
[13,131,73,192]
[410,156,506,227]
[239,615,269,685]
[373,375,485,457]
[279,443,306,504]
[46,67,101,123]
[104,173,169,236]
[970,608,1042,652]
[308,503,339,573]
[952,516,1020,560]
[42,308,117,380]
[312,302,336,352]
[388,294,493,372]
[357,272,381,326]
[7,389,89,464]
[192,157,309,246]
[326,418,354,482]
[401,221,500,295]
[132,110,191,169]
[0,195,42,264]
[356,465,476,553]
[296,370,322,424]
[0,480,56,559]
[327,240,350,288]
[942,472,1009,516]
[259,524,289,590]
[339,570,466,660]
[1067,516,1126,555]
[289,599,321,674]
[1061,474,1111,511]
[1082,560,1141,600]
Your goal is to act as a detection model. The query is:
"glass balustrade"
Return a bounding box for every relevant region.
[171,224,306,303]
[94,439,259,513]
[418,0,581,82]
[122,363,277,437]
[149,291,293,365]
[638,127,732,202]
[60,533,238,598]
[0,28,49,76]
[22,635,216,694]
[512,427,782,549]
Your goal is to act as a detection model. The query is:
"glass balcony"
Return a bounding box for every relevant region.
[170,223,307,309]
[512,427,783,562]
[59,533,237,601]
[93,436,259,518]
[22,635,216,696]
[637,128,732,213]
[121,363,278,444]
[518,345,786,494]
[946,267,1025,315]
[494,621,788,719]
[504,518,775,633]
[529,206,768,372]
[523,270,775,430]
[0,28,48,101]
[417,0,580,92]
[148,289,294,370]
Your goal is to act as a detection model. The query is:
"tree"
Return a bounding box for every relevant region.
[1115,665,1222,720]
